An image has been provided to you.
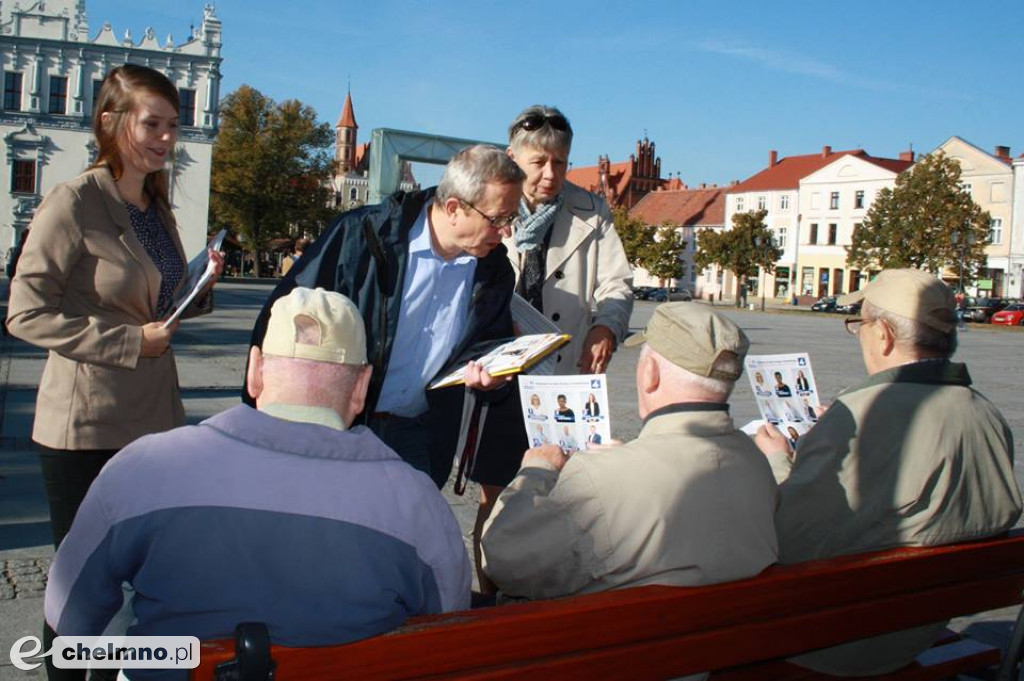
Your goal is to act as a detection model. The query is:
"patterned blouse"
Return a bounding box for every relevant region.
[125,202,185,318]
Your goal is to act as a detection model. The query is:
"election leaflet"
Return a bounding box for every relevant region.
[744,353,821,446]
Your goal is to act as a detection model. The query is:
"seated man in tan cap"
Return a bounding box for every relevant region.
[755,268,1022,676]
[481,303,778,600]
[46,288,471,668]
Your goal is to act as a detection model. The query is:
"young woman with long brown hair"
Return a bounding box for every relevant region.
[9,62,224,546]
[10,62,225,681]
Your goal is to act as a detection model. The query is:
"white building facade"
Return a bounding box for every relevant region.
[0,0,222,258]
[796,155,911,298]
[1010,155,1024,299]
[724,184,800,300]
[933,137,1015,296]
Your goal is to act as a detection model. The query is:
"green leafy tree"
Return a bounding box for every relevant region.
[644,223,688,284]
[210,85,335,276]
[612,207,655,268]
[847,152,990,286]
[613,209,688,285]
[695,209,781,303]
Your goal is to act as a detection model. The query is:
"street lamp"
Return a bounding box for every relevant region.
[754,235,773,311]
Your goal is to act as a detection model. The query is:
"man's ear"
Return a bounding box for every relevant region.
[246,346,264,402]
[875,319,896,356]
[347,365,373,423]
[639,353,660,396]
[443,197,461,222]
[506,146,516,161]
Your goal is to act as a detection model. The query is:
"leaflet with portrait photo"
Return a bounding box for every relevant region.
[518,374,611,454]
[744,353,821,446]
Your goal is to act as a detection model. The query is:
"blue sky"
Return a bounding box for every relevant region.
[86,0,1023,186]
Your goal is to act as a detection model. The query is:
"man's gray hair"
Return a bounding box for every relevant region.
[641,344,738,402]
[508,105,574,155]
[864,301,958,357]
[435,144,526,206]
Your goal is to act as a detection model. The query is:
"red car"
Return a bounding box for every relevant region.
[990,303,1024,326]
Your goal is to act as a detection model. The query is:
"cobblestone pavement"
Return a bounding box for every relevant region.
[0,558,49,601]
[1,281,1022,677]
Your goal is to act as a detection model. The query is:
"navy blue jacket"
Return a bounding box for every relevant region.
[246,189,516,478]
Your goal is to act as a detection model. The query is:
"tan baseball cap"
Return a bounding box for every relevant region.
[837,269,955,333]
[263,287,367,365]
[624,303,749,381]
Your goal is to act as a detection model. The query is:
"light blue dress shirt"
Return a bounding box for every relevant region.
[376,207,477,417]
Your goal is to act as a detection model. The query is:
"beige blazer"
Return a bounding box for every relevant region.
[504,182,633,374]
[482,409,778,599]
[9,166,203,450]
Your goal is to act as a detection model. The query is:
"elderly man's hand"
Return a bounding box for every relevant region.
[754,422,793,458]
[578,325,616,374]
[463,360,512,392]
[522,444,570,472]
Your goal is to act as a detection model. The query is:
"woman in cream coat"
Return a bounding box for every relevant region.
[469,105,633,593]
[8,65,222,551]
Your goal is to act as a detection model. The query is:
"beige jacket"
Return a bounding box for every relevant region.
[481,406,778,600]
[769,360,1022,675]
[8,166,205,450]
[504,182,633,374]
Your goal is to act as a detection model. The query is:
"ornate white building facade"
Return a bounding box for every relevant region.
[0,0,222,259]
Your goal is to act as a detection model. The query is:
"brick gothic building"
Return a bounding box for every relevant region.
[328,90,417,210]
[567,136,678,210]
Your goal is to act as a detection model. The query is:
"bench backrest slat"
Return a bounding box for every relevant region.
[192,531,1024,681]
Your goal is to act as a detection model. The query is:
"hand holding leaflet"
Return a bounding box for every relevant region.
[161,229,227,329]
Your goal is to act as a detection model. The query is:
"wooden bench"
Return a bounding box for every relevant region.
[193,530,1024,681]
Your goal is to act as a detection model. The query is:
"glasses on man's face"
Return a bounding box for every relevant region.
[514,112,571,134]
[844,318,871,335]
[462,201,518,230]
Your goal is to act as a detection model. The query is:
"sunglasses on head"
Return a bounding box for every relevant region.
[514,112,571,133]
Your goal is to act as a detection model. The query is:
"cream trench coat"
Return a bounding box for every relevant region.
[9,166,207,450]
[503,181,633,373]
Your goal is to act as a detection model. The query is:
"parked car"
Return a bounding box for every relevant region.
[649,287,693,302]
[963,297,1012,323]
[667,287,693,301]
[632,286,657,300]
[835,300,862,315]
[811,296,837,313]
[990,303,1024,326]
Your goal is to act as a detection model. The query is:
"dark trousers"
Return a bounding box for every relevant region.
[369,413,451,488]
[38,446,119,548]
[38,445,119,681]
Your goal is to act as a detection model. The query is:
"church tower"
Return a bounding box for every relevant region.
[335,90,358,174]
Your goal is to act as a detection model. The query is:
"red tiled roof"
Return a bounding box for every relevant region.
[567,161,634,200]
[730,149,868,193]
[861,157,914,174]
[629,188,726,227]
[731,148,916,192]
[354,142,370,168]
[336,91,357,128]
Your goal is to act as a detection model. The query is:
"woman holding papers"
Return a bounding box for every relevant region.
[8,64,223,551]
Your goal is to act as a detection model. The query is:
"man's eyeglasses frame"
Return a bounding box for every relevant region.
[461,201,518,230]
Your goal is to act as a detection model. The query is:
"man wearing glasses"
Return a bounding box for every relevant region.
[755,268,1021,677]
[247,145,526,488]
[469,105,634,593]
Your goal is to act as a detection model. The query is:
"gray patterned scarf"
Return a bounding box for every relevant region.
[515,196,563,312]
